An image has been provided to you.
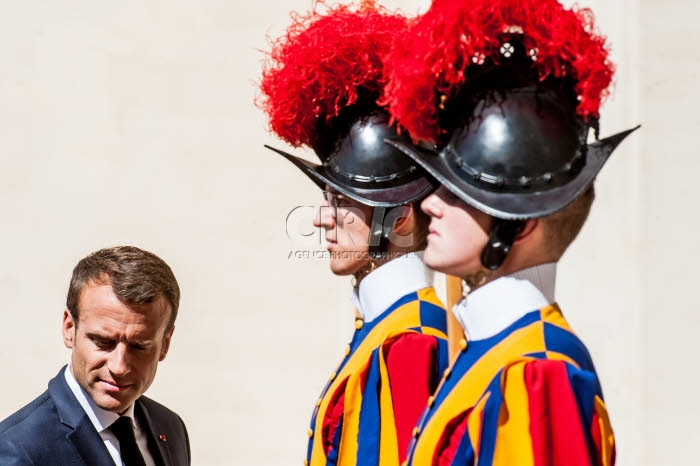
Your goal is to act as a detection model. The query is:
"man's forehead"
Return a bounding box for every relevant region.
[78,312,168,342]
[78,286,171,326]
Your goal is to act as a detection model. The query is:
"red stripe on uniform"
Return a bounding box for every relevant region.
[384,334,439,462]
[322,379,347,456]
[435,409,472,466]
[525,360,591,466]
[590,411,602,466]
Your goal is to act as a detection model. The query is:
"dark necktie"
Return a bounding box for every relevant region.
[109,416,147,466]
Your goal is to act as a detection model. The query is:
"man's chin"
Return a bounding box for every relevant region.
[329,260,361,276]
[422,252,453,275]
[92,390,135,414]
[94,398,129,414]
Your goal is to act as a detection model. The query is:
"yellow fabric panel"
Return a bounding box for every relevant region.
[417,287,444,307]
[336,368,363,466]
[544,350,581,369]
[491,361,535,466]
[540,304,572,332]
[410,322,546,465]
[467,392,489,460]
[594,395,615,466]
[421,326,448,339]
[378,344,400,466]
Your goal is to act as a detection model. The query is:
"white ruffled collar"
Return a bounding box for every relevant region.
[453,263,556,341]
[352,252,433,323]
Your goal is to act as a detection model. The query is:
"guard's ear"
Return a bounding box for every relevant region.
[513,219,539,244]
[384,205,414,237]
[62,309,76,349]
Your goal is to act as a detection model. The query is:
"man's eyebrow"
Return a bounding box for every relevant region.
[128,339,154,346]
[85,332,112,341]
[83,331,155,346]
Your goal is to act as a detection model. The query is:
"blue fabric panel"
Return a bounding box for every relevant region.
[385,291,419,314]
[566,362,600,425]
[450,415,476,466]
[325,412,344,466]
[356,347,382,464]
[419,300,448,332]
[542,322,596,373]
[474,374,505,466]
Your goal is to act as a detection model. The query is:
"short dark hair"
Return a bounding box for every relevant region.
[66,246,180,330]
[541,184,596,260]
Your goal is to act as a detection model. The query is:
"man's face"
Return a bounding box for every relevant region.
[63,282,174,414]
[313,188,374,276]
[420,185,492,278]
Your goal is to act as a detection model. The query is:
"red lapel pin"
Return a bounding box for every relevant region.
[159,434,167,442]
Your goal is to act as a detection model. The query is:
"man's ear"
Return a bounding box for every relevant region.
[159,326,175,362]
[62,309,76,349]
[513,219,539,244]
[390,205,415,237]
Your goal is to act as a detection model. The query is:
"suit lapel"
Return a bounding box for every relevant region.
[67,418,118,466]
[135,399,172,466]
[48,368,117,466]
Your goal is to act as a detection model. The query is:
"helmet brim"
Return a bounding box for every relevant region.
[265,144,435,207]
[385,125,640,219]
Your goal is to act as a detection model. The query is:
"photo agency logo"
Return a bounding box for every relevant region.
[285,205,415,259]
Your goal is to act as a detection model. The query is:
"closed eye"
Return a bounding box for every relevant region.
[88,334,115,351]
[129,342,149,351]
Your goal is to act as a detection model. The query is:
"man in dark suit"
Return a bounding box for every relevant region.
[0,246,190,466]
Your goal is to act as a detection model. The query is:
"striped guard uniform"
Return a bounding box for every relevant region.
[406,263,615,466]
[307,253,448,466]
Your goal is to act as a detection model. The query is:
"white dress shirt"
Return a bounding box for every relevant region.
[453,263,557,341]
[64,365,156,466]
[351,252,434,323]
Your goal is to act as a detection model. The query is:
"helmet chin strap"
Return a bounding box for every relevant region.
[354,205,410,287]
[480,219,525,270]
[353,206,392,287]
[368,206,393,260]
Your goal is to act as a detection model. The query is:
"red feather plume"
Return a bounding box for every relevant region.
[383,0,615,142]
[258,0,408,151]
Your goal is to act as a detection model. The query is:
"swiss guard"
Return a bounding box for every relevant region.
[258,1,449,465]
[381,0,639,464]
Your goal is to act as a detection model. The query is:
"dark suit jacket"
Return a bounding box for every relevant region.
[0,367,190,466]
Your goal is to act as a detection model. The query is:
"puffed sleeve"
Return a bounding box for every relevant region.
[353,332,448,465]
[472,358,615,466]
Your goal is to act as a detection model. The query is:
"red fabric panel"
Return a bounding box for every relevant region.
[322,379,348,456]
[384,333,439,462]
[588,410,616,466]
[435,409,472,466]
[590,411,602,466]
[524,360,591,466]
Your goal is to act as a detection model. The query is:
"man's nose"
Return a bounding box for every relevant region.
[421,192,443,217]
[108,343,130,377]
[313,202,336,230]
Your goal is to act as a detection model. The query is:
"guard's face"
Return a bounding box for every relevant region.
[313,189,374,276]
[421,186,492,278]
[63,282,174,414]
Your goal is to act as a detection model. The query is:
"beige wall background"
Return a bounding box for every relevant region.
[0,0,694,464]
